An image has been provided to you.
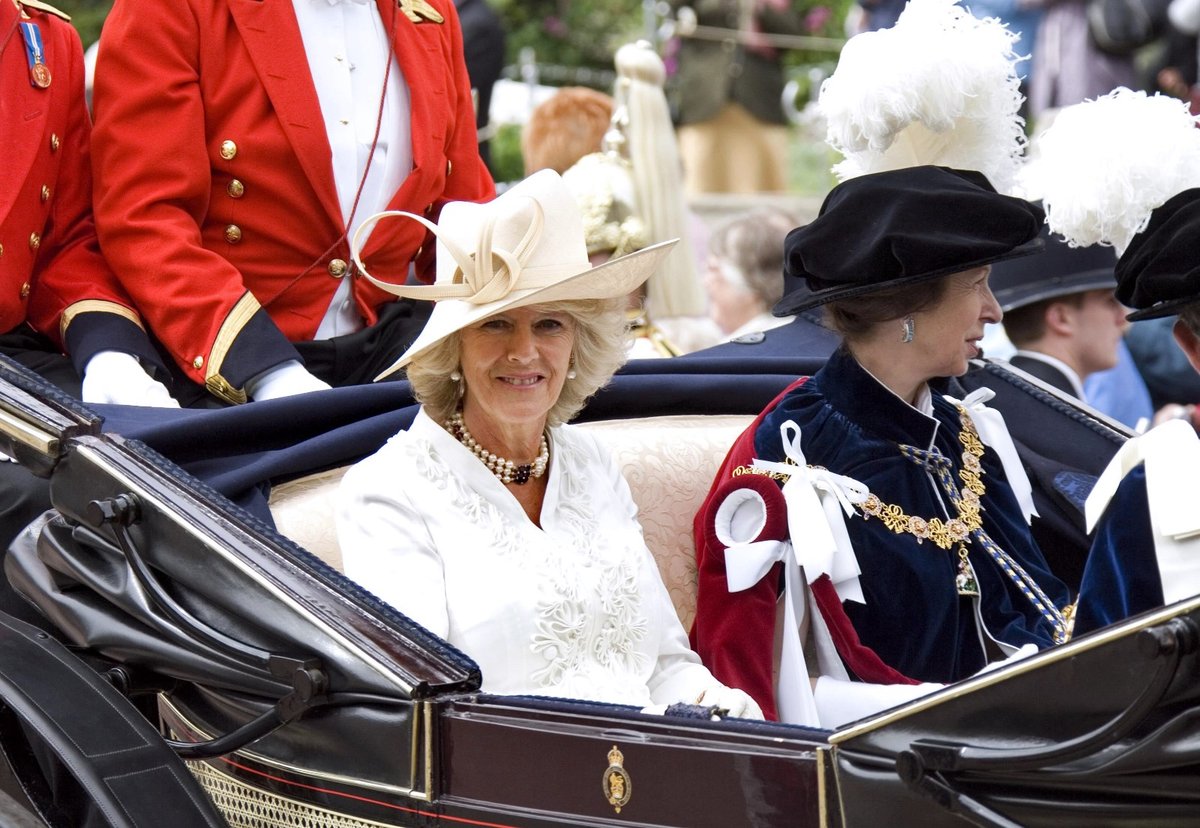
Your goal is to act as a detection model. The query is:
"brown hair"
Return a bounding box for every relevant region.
[1180,305,1200,337]
[707,208,799,308]
[822,279,948,340]
[1002,294,1086,347]
[522,87,615,175]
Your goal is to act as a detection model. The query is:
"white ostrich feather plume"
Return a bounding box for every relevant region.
[1033,88,1200,254]
[819,0,1027,193]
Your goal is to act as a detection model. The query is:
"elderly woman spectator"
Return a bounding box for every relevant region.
[703,208,799,340]
[335,170,762,717]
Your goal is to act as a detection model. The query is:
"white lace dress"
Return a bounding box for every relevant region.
[336,409,722,707]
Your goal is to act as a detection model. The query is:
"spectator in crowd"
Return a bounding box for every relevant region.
[667,0,808,194]
[521,86,614,175]
[703,208,798,341]
[90,0,494,407]
[1026,0,1136,121]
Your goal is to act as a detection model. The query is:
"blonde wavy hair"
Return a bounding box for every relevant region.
[406,298,630,426]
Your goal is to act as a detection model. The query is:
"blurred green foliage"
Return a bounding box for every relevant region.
[55,0,111,47]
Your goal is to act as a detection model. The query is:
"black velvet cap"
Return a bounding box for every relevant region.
[1117,188,1200,321]
[989,222,1117,313]
[775,166,1045,316]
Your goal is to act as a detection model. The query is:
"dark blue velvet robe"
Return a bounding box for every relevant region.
[754,348,1073,683]
[1075,466,1164,632]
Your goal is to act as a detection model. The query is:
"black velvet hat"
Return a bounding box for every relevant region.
[774,166,1045,316]
[1116,188,1200,321]
[989,221,1117,313]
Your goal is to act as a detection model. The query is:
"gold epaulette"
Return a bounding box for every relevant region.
[399,0,443,23]
[16,0,71,21]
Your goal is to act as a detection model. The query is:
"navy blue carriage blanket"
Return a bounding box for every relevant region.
[91,355,821,525]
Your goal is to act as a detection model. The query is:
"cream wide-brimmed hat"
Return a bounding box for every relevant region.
[352,169,678,379]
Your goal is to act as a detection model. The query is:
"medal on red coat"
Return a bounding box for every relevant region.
[19,21,51,88]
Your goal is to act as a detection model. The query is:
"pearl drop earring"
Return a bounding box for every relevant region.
[450,369,462,382]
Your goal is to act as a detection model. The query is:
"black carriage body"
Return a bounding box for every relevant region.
[3,353,1199,828]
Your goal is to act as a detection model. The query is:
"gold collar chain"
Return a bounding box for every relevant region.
[858,406,985,551]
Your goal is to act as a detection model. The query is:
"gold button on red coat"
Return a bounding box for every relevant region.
[49,134,60,152]
[224,225,242,244]
[227,179,245,198]
[220,140,237,160]
[28,233,40,251]
[327,258,347,277]
[19,283,30,299]
[40,186,50,203]
[192,356,204,369]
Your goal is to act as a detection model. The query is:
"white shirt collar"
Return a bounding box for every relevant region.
[1012,350,1087,400]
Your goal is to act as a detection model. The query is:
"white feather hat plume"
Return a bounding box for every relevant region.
[1032,88,1200,254]
[819,0,1027,193]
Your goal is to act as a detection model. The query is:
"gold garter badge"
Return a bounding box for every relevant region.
[602,745,632,813]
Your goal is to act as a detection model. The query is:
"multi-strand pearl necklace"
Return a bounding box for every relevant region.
[446,412,549,485]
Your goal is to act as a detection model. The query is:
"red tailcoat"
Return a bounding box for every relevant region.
[1,0,154,370]
[92,0,495,402]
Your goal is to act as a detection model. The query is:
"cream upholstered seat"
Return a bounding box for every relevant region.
[268,414,753,631]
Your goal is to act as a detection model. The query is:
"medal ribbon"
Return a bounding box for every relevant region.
[19,20,49,88]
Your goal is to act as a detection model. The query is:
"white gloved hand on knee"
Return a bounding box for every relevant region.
[245,360,331,402]
[82,351,180,408]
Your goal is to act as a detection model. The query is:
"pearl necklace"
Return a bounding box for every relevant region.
[447,412,549,485]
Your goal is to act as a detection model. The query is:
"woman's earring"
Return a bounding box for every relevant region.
[901,316,915,344]
[449,369,462,382]
[566,357,577,380]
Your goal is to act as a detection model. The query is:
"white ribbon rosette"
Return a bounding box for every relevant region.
[713,420,868,726]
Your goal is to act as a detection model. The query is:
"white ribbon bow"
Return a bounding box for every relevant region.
[350,199,573,303]
[944,388,1039,523]
[721,513,819,726]
[751,421,867,603]
[1085,419,1200,605]
[717,420,868,727]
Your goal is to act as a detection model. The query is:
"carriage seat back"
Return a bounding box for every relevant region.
[267,414,754,632]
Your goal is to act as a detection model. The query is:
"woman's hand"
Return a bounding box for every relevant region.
[695,684,766,720]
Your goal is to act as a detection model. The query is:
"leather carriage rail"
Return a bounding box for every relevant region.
[86,491,334,760]
[0,355,101,476]
[895,616,1200,827]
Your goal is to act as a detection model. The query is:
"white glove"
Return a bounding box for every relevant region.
[813,676,945,729]
[82,351,181,408]
[696,684,765,720]
[972,643,1039,677]
[640,685,765,720]
[245,360,331,402]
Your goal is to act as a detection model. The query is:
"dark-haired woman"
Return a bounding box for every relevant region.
[692,165,1073,726]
